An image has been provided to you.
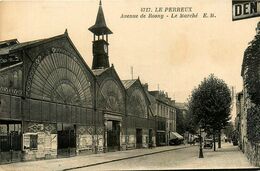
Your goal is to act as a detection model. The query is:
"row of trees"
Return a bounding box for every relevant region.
[184,74,232,151]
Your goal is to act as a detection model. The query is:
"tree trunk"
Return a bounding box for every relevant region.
[213,130,216,151]
[218,130,221,148]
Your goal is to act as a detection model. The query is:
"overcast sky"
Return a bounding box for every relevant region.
[0,0,259,120]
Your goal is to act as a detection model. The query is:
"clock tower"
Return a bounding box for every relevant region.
[89,0,113,70]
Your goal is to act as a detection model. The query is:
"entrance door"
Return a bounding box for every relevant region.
[57,124,76,157]
[136,129,142,148]
[0,121,22,164]
[107,121,120,152]
[149,129,153,147]
[156,131,166,146]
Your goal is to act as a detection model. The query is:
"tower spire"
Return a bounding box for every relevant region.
[88,0,112,35]
[89,0,112,70]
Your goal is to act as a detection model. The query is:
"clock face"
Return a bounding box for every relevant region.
[104,44,108,53]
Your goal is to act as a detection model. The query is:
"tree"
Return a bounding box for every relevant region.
[188,74,232,151]
[243,32,260,143]
[176,108,185,135]
[176,106,197,136]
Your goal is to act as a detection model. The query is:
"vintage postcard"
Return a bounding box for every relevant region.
[0,0,260,170]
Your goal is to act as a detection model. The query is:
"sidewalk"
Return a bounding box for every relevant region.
[0,145,189,171]
[175,143,257,169]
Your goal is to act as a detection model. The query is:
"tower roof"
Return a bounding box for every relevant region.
[88,0,112,35]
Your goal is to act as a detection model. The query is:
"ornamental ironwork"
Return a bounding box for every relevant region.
[26,47,93,107]
[98,79,124,113]
[128,88,147,118]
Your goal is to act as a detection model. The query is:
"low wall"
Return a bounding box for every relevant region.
[245,141,260,166]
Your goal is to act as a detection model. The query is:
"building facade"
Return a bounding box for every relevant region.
[0,1,175,163]
[148,91,177,146]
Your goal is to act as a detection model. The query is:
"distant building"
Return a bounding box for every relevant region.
[148,90,176,146]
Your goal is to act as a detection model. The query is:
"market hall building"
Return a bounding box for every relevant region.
[0,1,176,163]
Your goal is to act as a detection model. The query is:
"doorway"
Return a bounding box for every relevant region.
[57,123,76,157]
[107,120,120,152]
[136,128,142,148]
[149,129,153,147]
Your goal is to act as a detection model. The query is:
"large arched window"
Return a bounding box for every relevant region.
[98,79,124,113]
[128,88,147,118]
[27,51,93,107]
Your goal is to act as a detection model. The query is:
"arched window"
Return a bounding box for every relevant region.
[28,52,93,107]
[98,79,124,113]
[128,88,147,118]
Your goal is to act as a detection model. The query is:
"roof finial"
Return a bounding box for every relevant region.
[64,28,68,35]
[99,0,102,6]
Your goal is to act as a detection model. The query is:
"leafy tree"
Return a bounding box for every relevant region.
[176,108,185,135]
[243,32,260,143]
[188,74,232,151]
[176,105,197,136]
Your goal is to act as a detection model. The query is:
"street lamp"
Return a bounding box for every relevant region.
[199,121,204,158]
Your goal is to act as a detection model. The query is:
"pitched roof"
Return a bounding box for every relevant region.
[145,90,156,104]
[121,79,137,89]
[0,34,65,55]
[88,1,112,35]
[0,39,43,55]
[0,39,19,48]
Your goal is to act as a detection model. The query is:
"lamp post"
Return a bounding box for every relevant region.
[199,121,204,158]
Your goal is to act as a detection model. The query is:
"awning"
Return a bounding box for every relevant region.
[170,132,184,140]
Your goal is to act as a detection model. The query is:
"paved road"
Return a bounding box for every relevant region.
[73,143,255,170]
[0,143,256,171]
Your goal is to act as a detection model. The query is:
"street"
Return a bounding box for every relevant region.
[0,142,257,171]
[73,143,255,170]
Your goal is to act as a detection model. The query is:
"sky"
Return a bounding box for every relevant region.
[0,0,259,120]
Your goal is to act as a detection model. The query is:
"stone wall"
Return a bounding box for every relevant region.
[245,140,260,167]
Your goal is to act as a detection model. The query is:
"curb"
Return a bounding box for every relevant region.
[63,145,193,171]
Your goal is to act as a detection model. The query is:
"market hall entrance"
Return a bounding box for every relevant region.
[57,124,76,157]
[107,120,120,152]
[0,121,22,164]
